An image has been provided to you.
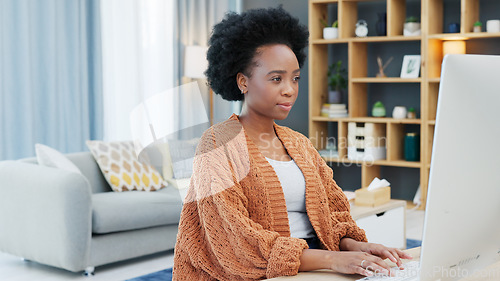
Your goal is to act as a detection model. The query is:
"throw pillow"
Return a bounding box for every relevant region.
[86,140,166,192]
[168,138,199,179]
[35,144,82,174]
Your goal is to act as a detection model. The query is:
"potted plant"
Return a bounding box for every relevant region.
[473,21,482,32]
[322,19,339,39]
[404,16,421,36]
[327,61,347,104]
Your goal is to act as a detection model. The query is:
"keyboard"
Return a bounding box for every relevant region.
[356,261,420,281]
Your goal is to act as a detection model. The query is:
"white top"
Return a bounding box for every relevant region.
[266,157,315,239]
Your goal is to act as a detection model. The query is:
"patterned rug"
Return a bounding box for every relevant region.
[406,238,422,249]
[126,267,172,281]
[127,239,422,280]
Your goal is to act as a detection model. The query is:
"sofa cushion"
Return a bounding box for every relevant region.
[86,140,166,192]
[91,186,183,234]
[35,144,82,174]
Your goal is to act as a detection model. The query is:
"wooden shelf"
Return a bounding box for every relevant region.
[428,32,500,40]
[311,38,350,44]
[379,160,421,168]
[310,0,337,3]
[350,35,421,42]
[428,78,440,83]
[322,157,422,168]
[342,0,380,2]
[311,116,422,124]
[351,77,422,83]
[428,120,436,125]
[312,36,421,44]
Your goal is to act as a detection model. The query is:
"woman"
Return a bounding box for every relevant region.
[173,7,411,280]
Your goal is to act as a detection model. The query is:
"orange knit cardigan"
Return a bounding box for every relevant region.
[173,114,367,280]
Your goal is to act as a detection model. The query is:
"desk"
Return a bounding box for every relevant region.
[268,248,500,281]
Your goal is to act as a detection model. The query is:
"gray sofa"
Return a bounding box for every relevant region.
[0,151,183,275]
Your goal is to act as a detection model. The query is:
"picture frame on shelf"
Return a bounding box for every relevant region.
[400,55,421,78]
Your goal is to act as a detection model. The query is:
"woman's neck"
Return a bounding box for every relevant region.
[238,111,275,139]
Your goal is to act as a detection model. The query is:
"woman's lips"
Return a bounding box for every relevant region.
[277,103,293,111]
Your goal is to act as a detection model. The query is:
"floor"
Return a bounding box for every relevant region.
[0,209,425,281]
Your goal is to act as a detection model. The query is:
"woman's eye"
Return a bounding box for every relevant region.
[271,77,281,82]
[293,76,301,81]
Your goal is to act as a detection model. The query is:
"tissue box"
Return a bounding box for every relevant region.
[355,186,391,207]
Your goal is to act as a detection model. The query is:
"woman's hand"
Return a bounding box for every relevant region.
[340,238,413,269]
[328,251,394,277]
[299,249,394,277]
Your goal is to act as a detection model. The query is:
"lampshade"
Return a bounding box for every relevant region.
[443,40,466,55]
[184,45,209,79]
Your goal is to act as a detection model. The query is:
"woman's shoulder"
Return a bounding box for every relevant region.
[197,115,245,154]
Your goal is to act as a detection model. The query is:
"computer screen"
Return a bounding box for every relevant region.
[420,54,500,281]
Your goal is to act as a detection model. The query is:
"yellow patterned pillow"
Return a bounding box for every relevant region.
[86,140,166,192]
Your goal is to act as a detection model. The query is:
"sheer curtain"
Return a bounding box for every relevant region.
[100,0,176,141]
[100,0,241,142]
[0,0,103,160]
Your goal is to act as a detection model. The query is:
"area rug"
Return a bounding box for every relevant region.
[406,238,422,249]
[127,240,422,280]
[126,267,172,281]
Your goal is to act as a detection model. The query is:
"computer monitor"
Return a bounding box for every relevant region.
[419,54,500,281]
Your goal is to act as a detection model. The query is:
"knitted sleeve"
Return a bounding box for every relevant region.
[304,137,367,243]
[174,125,308,280]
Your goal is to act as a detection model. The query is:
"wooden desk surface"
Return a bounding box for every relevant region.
[267,247,500,281]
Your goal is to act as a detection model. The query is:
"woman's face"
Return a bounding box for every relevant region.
[238,44,300,120]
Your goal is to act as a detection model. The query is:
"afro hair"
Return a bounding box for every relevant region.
[205,6,309,101]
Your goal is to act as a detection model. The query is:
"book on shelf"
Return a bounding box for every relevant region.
[321,103,348,118]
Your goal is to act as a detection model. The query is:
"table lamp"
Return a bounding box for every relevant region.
[442,40,466,55]
[184,45,213,125]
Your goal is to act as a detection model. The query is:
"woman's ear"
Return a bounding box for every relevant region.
[236,72,248,94]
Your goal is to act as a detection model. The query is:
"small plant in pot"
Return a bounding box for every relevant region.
[322,19,339,39]
[404,16,421,36]
[473,21,482,33]
[327,61,347,104]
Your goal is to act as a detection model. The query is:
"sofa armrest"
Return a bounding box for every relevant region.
[0,161,92,272]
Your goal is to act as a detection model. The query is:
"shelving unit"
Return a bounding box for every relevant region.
[308,0,500,209]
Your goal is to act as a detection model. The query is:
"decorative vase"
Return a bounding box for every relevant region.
[323,27,339,39]
[404,133,420,161]
[448,23,460,33]
[376,13,387,36]
[486,20,500,33]
[392,106,407,119]
[403,22,421,36]
[328,90,342,104]
[372,101,386,117]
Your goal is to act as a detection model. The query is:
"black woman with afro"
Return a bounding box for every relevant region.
[173,7,411,280]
